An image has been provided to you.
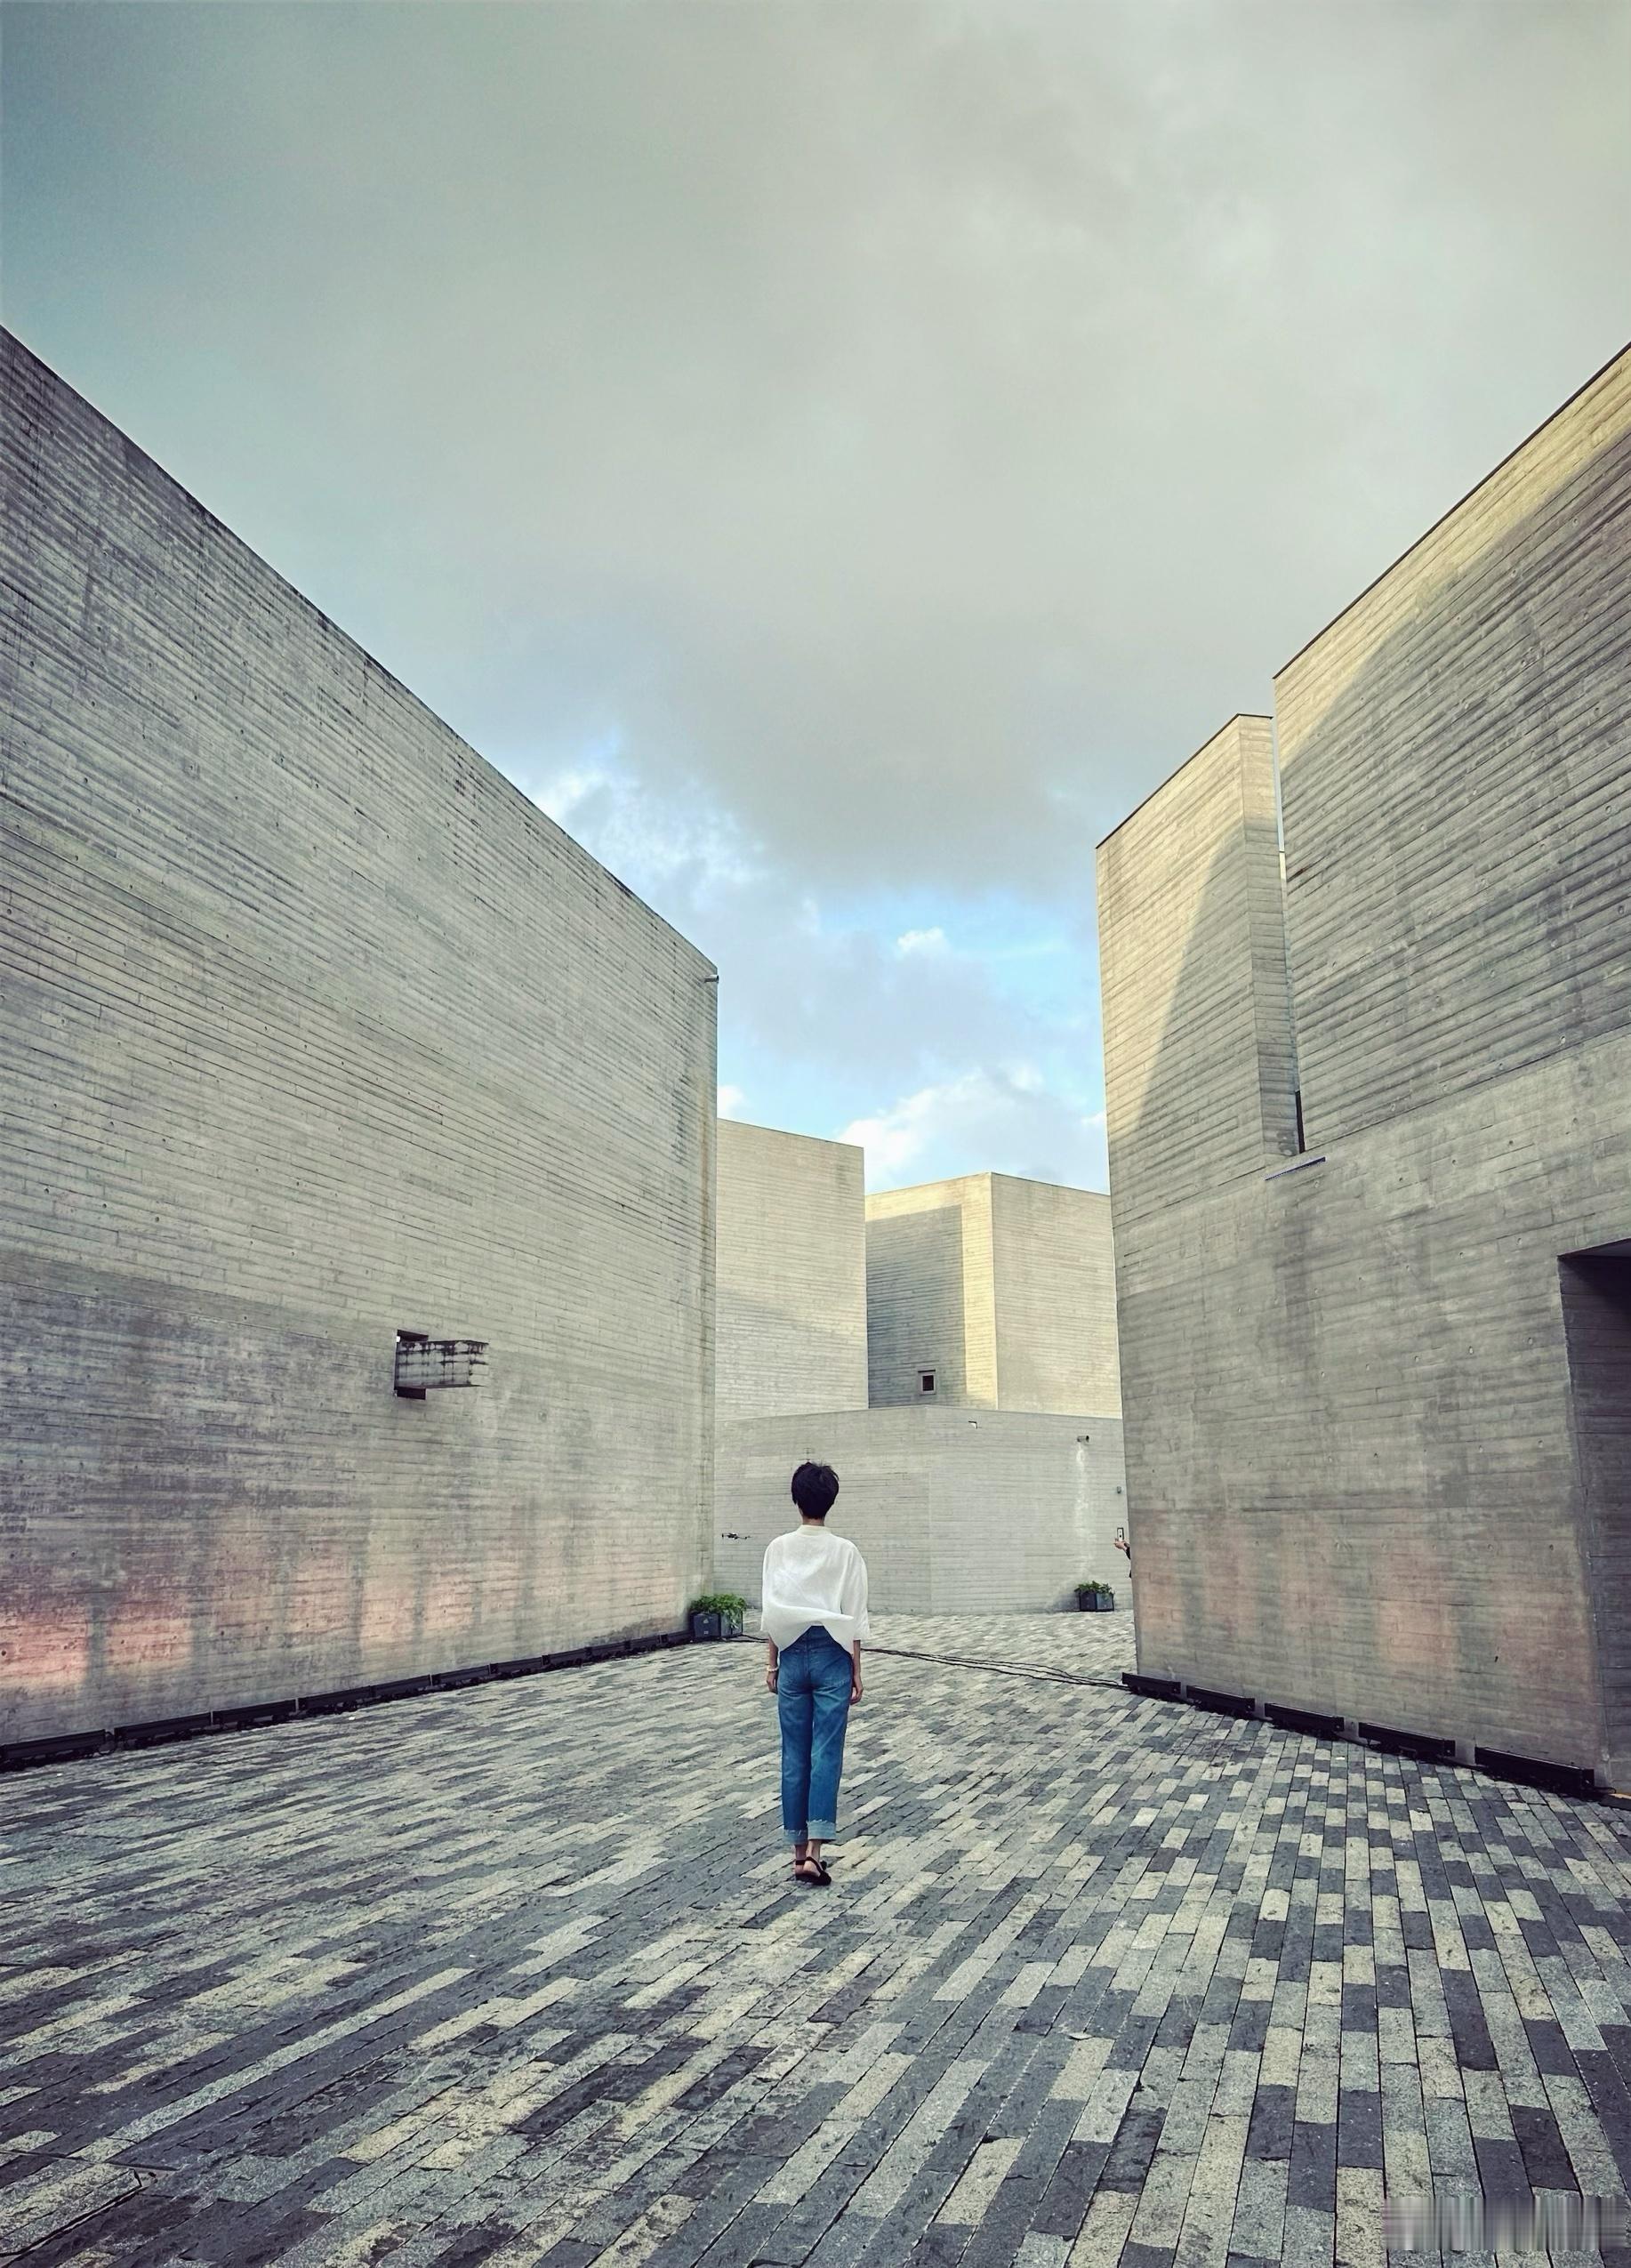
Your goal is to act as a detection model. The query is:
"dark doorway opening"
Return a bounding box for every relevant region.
[1560,1243,1631,1775]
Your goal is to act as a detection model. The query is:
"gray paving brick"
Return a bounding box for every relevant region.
[10,1613,1631,2268]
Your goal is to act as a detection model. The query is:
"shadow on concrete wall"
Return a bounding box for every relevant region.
[864,1205,967,1403]
[1114,414,1631,1752]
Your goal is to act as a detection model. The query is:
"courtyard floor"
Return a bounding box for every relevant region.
[7,1613,1631,2267]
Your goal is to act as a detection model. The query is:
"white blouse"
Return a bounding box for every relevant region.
[760,1526,871,1652]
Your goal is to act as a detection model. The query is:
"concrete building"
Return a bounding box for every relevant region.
[719,1410,1123,1617]
[1,332,717,1755]
[716,1151,1125,1613]
[714,1119,867,1425]
[1098,343,1631,1785]
[866,1171,1121,1413]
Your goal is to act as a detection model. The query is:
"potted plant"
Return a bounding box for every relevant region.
[687,1592,747,1641]
[1074,1580,1115,1613]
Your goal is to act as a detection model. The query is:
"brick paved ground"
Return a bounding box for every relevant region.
[7,1612,1631,2266]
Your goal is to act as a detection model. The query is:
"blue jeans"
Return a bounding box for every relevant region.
[777,1626,853,1844]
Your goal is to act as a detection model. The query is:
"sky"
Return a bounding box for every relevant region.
[4,3,1627,1190]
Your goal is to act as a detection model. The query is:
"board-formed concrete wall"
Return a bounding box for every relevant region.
[1098,343,1631,1782]
[0,331,717,1749]
[715,1409,1127,1615]
[989,1176,1121,1416]
[865,1171,1121,1413]
[1097,715,1300,1231]
[715,1119,867,1423]
[865,1174,997,1407]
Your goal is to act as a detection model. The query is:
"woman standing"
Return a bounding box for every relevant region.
[760,1460,869,1887]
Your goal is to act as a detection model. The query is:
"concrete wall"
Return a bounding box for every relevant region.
[1098,343,1631,1781]
[727,1158,1122,1613]
[715,1119,867,1423]
[865,1175,997,1407]
[989,1176,1121,1415]
[0,330,717,1748]
[716,1409,1127,1616]
[1097,715,1299,1231]
[1276,357,1631,1154]
[865,1171,1121,1415]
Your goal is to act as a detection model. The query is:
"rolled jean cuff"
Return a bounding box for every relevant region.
[807,1818,839,1839]
[783,1827,807,1846]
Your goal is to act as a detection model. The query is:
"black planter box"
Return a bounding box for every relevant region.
[688,1607,743,1641]
[1075,1591,1115,1612]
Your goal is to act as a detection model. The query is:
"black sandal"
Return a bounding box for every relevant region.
[793,1856,832,1887]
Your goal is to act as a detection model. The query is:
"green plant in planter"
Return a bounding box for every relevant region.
[687,1591,748,1639]
[1074,1580,1116,1612]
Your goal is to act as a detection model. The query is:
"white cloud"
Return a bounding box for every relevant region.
[840,1094,941,1177]
[16,4,1622,900]
[718,1084,746,1117]
[512,758,1103,1129]
[841,1069,1107,1193]
[529,758,761,902]
[12,4,1622,1212]
[533,763,604,830]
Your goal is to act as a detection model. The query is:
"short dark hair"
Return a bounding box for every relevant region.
[791,1461,840,1520]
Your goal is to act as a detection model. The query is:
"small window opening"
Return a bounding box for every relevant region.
[1294,1089,1306,1153]
[919,1370,936,1395]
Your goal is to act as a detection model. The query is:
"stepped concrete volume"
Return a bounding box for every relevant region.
[715,1119,868,1426]
[1097,343,1631,1784]
[714,1134,1125,1611]
[0,331,717,1753]
[865,1171,1120,1413]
